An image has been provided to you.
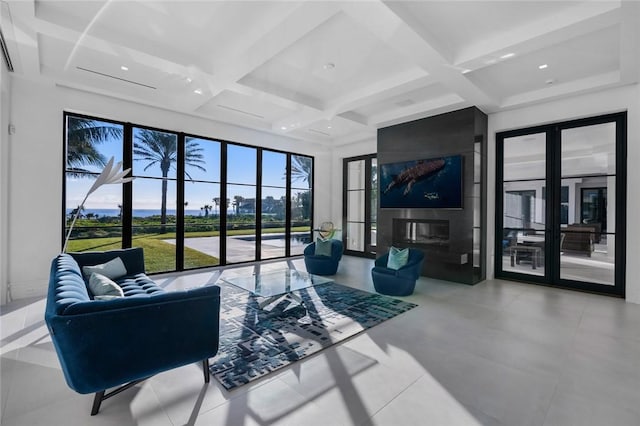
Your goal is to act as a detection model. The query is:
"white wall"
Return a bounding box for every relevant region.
[6,77,330,300]
[0,61,10,304]
[488,84,640,304]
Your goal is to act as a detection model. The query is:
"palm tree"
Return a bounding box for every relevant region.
[67,117,123,176]
[291,155,312,185]
[212,197,220,216]
[133,131,205,231]
[233,195,244,215]
[69,206,85,221]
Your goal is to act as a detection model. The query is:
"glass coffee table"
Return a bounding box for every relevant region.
[221,269,333,309]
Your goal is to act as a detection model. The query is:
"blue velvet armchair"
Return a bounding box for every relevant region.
[371,248,425,296]
[45,248,220,415]
[303,239,344,275]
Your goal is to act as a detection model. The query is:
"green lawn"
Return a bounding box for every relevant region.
[65,227,310,273]
[67,235,219,273]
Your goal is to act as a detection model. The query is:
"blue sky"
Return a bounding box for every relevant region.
[66,119,309,212]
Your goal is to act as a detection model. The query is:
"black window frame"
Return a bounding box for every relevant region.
[62,112,314,274]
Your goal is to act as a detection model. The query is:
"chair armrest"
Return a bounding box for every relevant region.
[47,285,220,394]
[303,243,315,256]
[375,254,389,267]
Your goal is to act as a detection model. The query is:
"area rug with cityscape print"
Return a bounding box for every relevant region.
[209,281,417,390]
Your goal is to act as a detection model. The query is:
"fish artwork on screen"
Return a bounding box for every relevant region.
[379,155,463,209]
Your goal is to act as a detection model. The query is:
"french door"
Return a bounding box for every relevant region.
[343,154,377,257]
[496,113,626,296]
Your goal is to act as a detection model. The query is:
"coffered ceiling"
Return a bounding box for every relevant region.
[2,1,638,146]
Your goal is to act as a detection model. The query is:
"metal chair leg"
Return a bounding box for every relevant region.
[203,359,210,383]
[91,391,105,416]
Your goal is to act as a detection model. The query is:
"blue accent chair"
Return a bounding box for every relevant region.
[303,239,344,275]
[371,248,425,296]
[45,248,220,415]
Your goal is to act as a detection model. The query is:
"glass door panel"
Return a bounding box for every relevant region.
[261,151,287,260]
[183,137,221,269]
[131,127,179,273]
[501,132,546,277]
[226,145,256,263]
[559,122,616,286]
[290,154,313,256]
[184,182,221,268]
[370,158,378,250]
[343,155,377,257]
[345,159,366,252]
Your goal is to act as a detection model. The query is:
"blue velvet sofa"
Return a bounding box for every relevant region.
[371,248,425,296]
[303,239,344,275]
[44,248,220,415]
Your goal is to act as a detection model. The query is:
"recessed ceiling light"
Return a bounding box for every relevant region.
[186,77,192,83]
[327,125,332,129]
[280,126,287,130]
[120,66,128,71]
[461,69,471,74]
[323,62,335,70]
[500,53,515,59]
[538,64,548,69]
[193,88,203,95]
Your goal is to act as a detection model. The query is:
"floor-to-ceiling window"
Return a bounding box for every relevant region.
[226,144,257,264]
[290,154,313,256]
[63,116,124,251]
[343,154,377,257]
[496,112,626,296]
[182,136,221,269]
[63,113,313,273]
[131,126,179,273]
[261,150,287,259]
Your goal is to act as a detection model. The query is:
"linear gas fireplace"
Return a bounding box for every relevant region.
[393,219,450,247]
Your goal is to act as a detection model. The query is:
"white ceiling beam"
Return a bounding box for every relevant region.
[325,67,431,117]
[224,82,311,112]
[455,1,622,72]
[271,67,431,134]
[332,130,377,147]
[31,16,199,78]
[193,2,342,107]
[369,93,468,128]
[342,1,499,113]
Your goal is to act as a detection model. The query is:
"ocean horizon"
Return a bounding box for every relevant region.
[66,208,222,218]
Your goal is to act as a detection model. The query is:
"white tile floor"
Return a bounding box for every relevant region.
[2,255,640,425]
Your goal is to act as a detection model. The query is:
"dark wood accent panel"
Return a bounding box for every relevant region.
[377,107,487,284]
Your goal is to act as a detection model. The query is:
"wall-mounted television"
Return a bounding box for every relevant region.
[379,155,463,209]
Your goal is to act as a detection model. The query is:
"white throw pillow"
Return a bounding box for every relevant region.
[82,257,127,280]
[88,273,124,298]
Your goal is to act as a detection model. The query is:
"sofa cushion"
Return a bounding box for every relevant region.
[89,273,124,298]
[387,246,409,270]
[115,273,165,297]
[82,257,127,281]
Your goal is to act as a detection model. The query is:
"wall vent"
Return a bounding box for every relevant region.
[308,128,330,136]
[76,67,156,89]
[216,104,264,119]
